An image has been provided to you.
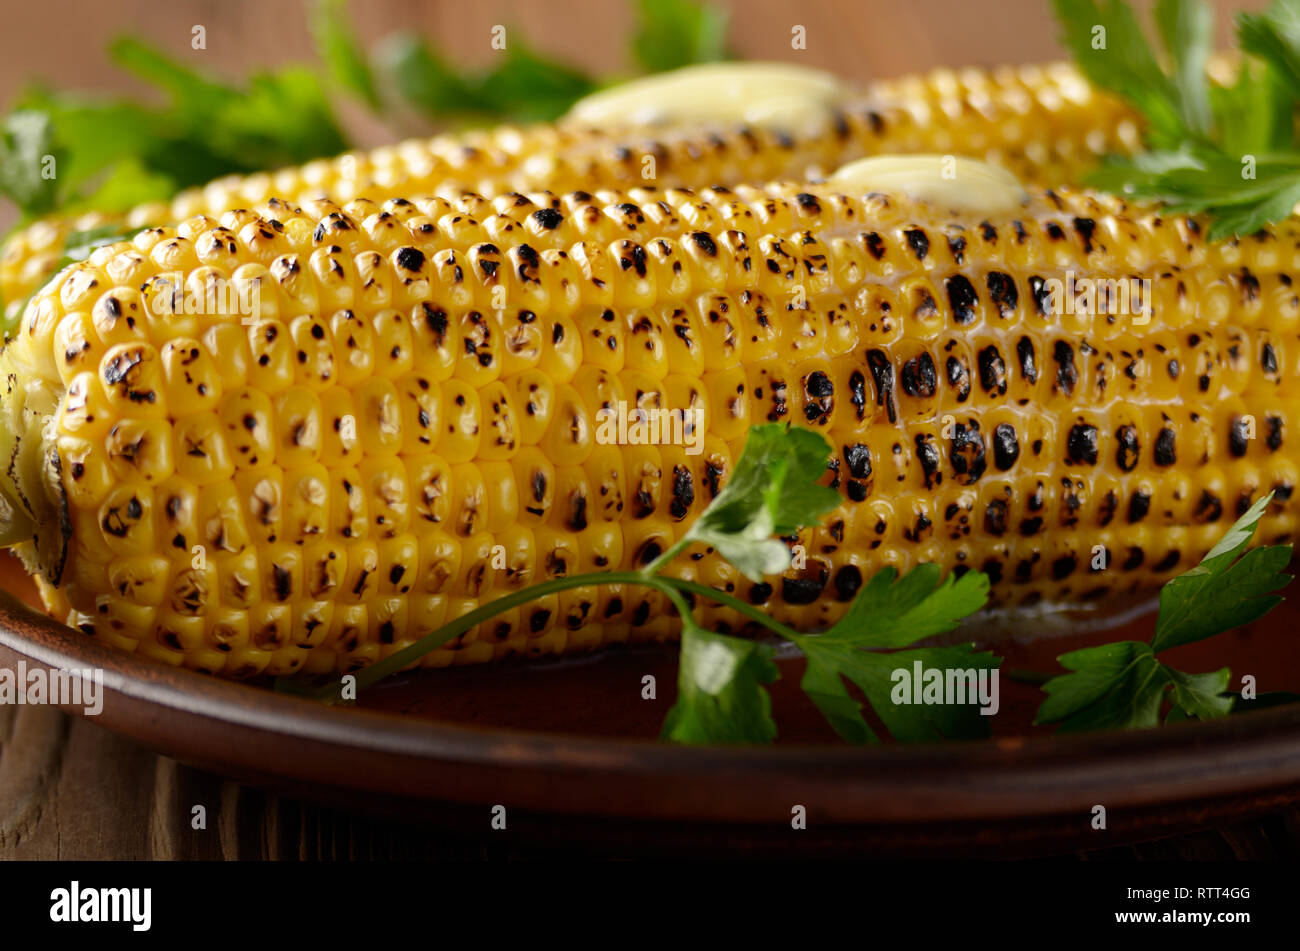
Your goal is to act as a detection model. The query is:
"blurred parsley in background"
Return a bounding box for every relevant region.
[0,0,729,227]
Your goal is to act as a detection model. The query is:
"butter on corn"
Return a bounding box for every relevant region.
[829,155,1028,216]
[564,62,848,132]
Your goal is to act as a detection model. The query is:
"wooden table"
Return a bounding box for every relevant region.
[2,699,1299,859]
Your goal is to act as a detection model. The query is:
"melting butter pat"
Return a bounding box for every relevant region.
[829,155,1028,216]
[565,62,846,132]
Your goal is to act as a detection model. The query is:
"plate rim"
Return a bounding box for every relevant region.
[4,590,1300,826]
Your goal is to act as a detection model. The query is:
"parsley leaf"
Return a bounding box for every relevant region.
[1151,493,1291,652]
[1210,58,1291,155]
[376,30,597,123]
[1036,492,1290,732]
[476,39,599,122]
[1154,0,1213,137]
[678,424,840,581]
[107,37,348,175]
[650,424,834,743]
[11,94,164,201]
[1037,642,1171,731]
[0,111,60,219]
[661,621,778,744]
[1052,0,1188,148]
[3,36,348,227]
[74,157,173,212]
[800,650,880,743]
[797,565,994,743]
[1166,666,1235,720]
[1037,645,1232,732]
[376,33,487,118]
[631,0,729,74]
[1238,1,1300,100]
[1053,0,1300,237]
[802,640,1000,743]
[815,563,990,649]
[309,0,381,111]
[659,424,836,743]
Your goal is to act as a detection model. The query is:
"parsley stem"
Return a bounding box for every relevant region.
[314,570,664,700]
[660,585,697,623]
[313,566,812,702]
[661,577,804,642]
[639,536,691,577]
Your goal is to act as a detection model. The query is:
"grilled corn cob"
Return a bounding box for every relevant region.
[6,155,1292,679]
[1,61,1138,326]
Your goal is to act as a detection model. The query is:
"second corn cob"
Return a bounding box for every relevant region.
[1,61,1138,327]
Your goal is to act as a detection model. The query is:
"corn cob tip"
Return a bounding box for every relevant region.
[0,364,34,548]
[0,473,34,549]
[0,356,67,579]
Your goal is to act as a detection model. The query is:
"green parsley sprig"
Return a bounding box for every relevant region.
[1054,0,1300,239]
[1035,494,1292,731]
[282,421,1296,743]
[292,424,998,745]
[655,426,996,744]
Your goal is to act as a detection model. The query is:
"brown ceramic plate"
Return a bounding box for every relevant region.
[3,552,1300,857]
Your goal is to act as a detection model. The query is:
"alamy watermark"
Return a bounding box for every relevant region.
[1041,271,1152,323]
[594,402,706,455]
[147,271,263,323]
[0,661,103,715]
[891,661,999,716]
[50,882,150,931]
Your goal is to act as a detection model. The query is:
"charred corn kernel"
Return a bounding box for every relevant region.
[7,161,1300,677]
[511,446,555,525]
[1,61,1138,324]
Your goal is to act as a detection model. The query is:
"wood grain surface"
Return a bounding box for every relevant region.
[1,0,1297,861]
[0,0,1263,99]
[1,705,1299,859]
[2,703,1300,859]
